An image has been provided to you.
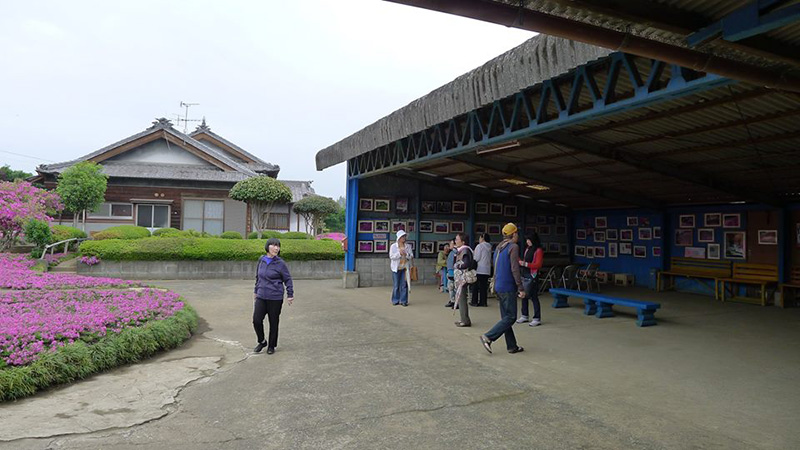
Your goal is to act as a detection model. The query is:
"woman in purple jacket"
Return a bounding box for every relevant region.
[253,238,294,354]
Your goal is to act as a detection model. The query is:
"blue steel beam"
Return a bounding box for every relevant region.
[347,52,733,179]
[344,177,359,272]
[688,0,800,47]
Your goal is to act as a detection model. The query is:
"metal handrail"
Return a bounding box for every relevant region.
[39,237,88,260]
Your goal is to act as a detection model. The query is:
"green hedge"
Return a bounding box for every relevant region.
[80,237,344,261]
[93,225,151,240]
[50,225,87,244]
[247,231,312,240]
[220,231,243,239]
[0,304,198,402]
[152,227,181,237]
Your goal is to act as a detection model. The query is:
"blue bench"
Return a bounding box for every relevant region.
[549,288,661,327]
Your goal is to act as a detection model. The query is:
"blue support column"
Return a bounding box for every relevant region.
[468,192,475,245]
[415,180,422,259]
[345,176,359,272]
[779,207,786,283]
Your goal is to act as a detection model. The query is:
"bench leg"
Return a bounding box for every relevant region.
[583,299,597,316]
[637,309,658,327]
[595,302,614,318]
[552,293,570,308]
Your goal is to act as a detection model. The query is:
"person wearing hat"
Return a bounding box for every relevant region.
[389,229,413,306]
[480,223,525,354]
[253,238,294,354]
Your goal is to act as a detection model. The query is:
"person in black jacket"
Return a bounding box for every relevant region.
[453,233,476,327]
[253,238,294,354]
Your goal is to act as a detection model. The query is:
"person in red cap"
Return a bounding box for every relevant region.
[480,223,525,354]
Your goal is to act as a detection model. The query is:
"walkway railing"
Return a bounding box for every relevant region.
[39,238,87,260]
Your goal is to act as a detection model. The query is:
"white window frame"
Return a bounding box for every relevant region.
[87,202,134,220]
[182,199,225,233]
[135,204,171,229]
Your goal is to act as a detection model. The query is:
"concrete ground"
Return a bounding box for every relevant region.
[1,280,799,449]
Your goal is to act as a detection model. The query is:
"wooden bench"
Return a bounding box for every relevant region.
[550,288,661,327]
[779,267,800,308]
[717,263,779,306]
[657,258,731,299]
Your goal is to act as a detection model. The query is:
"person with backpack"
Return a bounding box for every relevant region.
[517,234,544,326]
[453,233,477,327]
[444,238,457,308]
[480,223,525,354]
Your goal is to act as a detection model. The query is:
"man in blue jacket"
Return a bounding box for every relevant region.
[480,223,525,354]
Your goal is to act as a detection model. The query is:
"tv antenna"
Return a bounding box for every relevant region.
[176,101,201,133]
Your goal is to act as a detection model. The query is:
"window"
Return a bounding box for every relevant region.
[183,200,224,235]
[88,202,133,219]
[136,204,170,229]
[265,213,289,231]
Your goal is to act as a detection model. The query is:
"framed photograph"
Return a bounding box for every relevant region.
[653,247,662,257]
[620,229,634,241]
[708,243,721,260]
[675,229,693,246]
[504,205,518,217]
[724,231,746,259]
[698,228,715,243]
[604,229,618,240]
[357,220,373,233]
[653,226,662,239]
[705,213,721,227]
[758,230,778,245]
[395,198,408,214]
[488,224,502,235]
[627,216,639,227]
[548,242,561,253]
[723,213,741,228]
[419,221,433,233]
[475,202,488,214]
[358,241,374,253]
[608,242,618,258]
[489,203,503,215]
[539,225,551,236]
[586,246,595,258]
[434,222,449,234]
[406,221,415,232]
[556,216,567,225]
[421,201,436,214]
[679,214,695,228]
[407,241,415,252]
[437,241,450,252]
[685,247,706,259]
[595,246,606,258]
[449,221,465,233]
[796,223,800,247]
[359,198,373,211]
[437,201,452,214]
[525,226,539,236]
[640,217,651,227]
[374,220,390,233]
[374,199,391,213]
[475,223,487,234]
[559,243,569,256]
[594,231,606,242]
[391,221,406,233]
[374,240,388,253]
[575,245,586,257]
[595,216,608,228]
[638,228,652,240]
[420,241,435,254]
[633,245,647,258]
[372,233,388,241]
[538,215,548,224]
[556,226,567,236]
[620,242,633,254]
[452,201,467,214]
[576,229,587,240]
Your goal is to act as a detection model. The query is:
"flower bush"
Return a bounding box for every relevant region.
[0,181,63,250]
[79,255,100,266]
[0,254,139,290]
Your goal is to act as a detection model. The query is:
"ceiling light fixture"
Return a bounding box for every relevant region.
[527,184,551,191]
[476,140,521,155]
[469,183,487,189]
[501,178,527,185]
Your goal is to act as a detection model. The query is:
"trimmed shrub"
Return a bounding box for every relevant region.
[247,230,282,239]
[281,231,313,240]
[220,231,243,239]
[23,219,52,256]
[50,225,87,244]
[0,304,198,402]
[80,237,344,261]
[152,227,181,237]
[93,225,151,240]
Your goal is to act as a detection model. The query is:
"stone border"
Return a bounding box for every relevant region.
[78,260,344,280]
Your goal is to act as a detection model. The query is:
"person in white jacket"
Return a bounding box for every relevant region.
[472,233,493,307]
[389,229,413,306]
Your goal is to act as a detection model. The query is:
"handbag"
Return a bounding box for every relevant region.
[409,266,418,282]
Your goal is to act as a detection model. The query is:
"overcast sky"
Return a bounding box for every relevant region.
[0,1,533,198]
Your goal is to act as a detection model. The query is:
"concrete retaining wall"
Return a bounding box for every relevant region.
[355,257,438,287]
[78,260,344,280]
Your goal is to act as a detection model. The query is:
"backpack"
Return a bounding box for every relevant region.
[488,244,504,295]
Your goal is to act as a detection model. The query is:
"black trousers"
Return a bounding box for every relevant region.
[476,274,490,306]
[253,298,283,348]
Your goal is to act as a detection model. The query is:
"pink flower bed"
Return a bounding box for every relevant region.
[0,253,140,290]
[0,288,184,366]
[316,232,345,241]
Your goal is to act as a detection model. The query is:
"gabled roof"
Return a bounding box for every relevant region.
[37,118,280,182]
[280,180,315,203]
[189,119,280,177]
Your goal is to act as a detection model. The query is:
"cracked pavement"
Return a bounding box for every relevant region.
[1,279,798,449]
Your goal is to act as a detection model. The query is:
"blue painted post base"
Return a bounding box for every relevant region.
[552,293,570,308]
[595,302,615,318]
[637,310,658,327]
[583,299,597,315]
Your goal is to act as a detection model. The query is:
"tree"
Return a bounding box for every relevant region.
[56,162,108,231]
[0,180,62,250]
[23,219,52,257]
[323,204,345,233]
[0,165,33,182]
[229,176,292,239]
[293,195,339,235]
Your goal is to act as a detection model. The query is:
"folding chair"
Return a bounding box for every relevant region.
[537,266,556,295]
[577,263,601,292]
[560,264,581,290]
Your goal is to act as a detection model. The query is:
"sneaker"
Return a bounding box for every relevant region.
[444,302,454,308]
[529,319,541,327]
[254,342,267,353]
[480,335,492,354]
[508,346,525,354]
[515,315,529,324]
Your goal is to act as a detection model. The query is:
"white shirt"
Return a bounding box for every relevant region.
[474,241,493,275]
[389,242,414,272]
